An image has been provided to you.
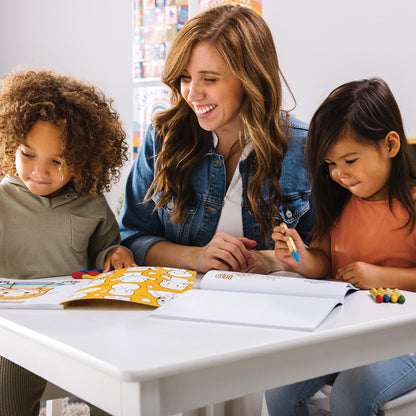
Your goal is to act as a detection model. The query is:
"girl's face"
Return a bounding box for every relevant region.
[180,41,244,142]
[15,121,72,198]
[324,132,399,201]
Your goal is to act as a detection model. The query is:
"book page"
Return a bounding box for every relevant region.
[0,279,87,309]
[151,289,342,331]
[62,266,196,307]
[200,270,356,301]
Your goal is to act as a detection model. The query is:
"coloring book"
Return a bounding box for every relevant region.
[0,267,196,310]
[150,270,358,331]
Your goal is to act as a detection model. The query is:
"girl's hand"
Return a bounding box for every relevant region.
[336,262,382,289]
[103,246,138,272]
[272,225,306,270]
[195,231,257,273]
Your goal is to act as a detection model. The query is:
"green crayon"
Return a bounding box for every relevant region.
[393,289,405,304]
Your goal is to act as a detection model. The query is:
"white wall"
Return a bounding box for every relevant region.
[0,0,133,213]
[1,0,415,213]
[263,0,416,137]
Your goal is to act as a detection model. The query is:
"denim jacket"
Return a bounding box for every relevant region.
[119,116,313,265]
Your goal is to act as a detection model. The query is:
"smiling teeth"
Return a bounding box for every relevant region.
[194,104,216,115]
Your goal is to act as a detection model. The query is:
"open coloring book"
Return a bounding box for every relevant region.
[0,267,196,310]
[150,270,358,331]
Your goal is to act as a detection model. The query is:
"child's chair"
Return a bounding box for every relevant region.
[309,384,416,415]
[40,381,71,416]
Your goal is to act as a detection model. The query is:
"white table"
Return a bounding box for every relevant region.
[1,290,416,416]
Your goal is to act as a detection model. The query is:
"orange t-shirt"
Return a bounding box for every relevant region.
[330,193,416,277]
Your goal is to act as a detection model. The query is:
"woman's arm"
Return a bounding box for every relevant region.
[145,232,257,273]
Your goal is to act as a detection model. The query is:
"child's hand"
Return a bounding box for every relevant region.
[103,247,137,272]
[336,261,382,289]
[272,224,305,270]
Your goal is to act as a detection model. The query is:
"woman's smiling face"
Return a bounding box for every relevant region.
[180,41,244,140]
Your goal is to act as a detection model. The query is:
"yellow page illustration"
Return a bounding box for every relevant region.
[62,266,196,307]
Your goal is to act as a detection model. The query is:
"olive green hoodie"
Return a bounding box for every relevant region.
[0,175,122,279]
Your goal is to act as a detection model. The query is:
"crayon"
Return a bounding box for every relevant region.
[377,287,391,303]
[370,288,383,303]
[387,289,398,303]
[393,288,406,304]
[280,222,299,262]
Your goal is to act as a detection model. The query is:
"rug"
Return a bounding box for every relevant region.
[39,397,90,416]
[38,398,330,415]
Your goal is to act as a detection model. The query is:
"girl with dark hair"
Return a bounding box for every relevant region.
[267,78,416,415]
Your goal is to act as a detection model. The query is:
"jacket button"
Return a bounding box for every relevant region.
[167,200,175,210]
[285,209,293,219]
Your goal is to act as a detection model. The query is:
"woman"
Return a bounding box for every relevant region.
[119,5,313,278]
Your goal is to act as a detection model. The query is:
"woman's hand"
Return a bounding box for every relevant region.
[241,250,285,274]
[103,246,138,272]
[195,231,257,273]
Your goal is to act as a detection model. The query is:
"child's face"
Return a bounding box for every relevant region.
[324,133,394,201]
[15,121,72,198]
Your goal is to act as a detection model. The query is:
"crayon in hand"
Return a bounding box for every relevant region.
[370,288,383,303]
[280,222,299,262]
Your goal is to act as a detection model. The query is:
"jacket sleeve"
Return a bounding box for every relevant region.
[118,127,167,265]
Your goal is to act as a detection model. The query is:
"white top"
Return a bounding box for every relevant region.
[213,132,253,238]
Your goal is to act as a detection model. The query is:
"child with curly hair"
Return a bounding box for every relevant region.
[0,68,136,415]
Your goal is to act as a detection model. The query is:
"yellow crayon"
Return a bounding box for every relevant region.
[386,289,398,303]
[280,222,299,262]
[393,288,406,304]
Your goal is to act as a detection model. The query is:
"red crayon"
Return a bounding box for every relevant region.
[370,288,383,303]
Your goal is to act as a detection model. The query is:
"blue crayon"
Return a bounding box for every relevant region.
[378,288,391,303]
[280,222,299,262]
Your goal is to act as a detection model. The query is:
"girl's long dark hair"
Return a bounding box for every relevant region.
[307,78,416,242]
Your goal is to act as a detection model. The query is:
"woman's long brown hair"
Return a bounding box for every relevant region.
[146,5,293,243]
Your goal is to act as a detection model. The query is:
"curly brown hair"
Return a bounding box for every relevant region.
[0,68,129,197]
